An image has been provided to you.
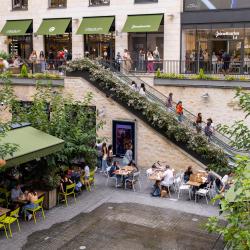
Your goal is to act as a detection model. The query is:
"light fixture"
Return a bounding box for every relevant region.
[167,14,174,20]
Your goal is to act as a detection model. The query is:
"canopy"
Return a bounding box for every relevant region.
[122,14,163,32]
[225,165,250,202]
[76,16,114,35]
[1,126,64,168]
[1,20,32,36]
[36,18,71,35]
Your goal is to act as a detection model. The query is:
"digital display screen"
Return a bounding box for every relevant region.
[184,0,250,11]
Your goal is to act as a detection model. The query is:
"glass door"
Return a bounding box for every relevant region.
[228,40,243,73]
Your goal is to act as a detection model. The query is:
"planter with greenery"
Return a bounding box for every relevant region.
[65,58,228,174]
[154,69,250,89]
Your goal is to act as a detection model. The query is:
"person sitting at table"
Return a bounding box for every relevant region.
[60,175,73,193]
[11,182,23,201]
[109,161,120,177]
[22,189,38,221]
[151,180,161,197]
[221,171,233,190]
[184,166,193,183]
[160,165,174,192]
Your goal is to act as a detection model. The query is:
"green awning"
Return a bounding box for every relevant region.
[36,18,71,35]
[1,20,32,36]
[225,165,250,202]
[77,17,114,35]
[122,14,163,32]
[1,126,64,168]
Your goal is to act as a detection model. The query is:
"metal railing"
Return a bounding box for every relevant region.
[99,59,250,159]
[111,59,250,76]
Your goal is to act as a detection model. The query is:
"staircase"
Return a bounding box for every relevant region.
[99,60,249,161]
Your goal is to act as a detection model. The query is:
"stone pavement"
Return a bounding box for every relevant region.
[0,172,222,250]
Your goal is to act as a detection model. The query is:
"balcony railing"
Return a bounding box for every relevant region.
[12,0,28,10]
[49,0,67,8]
[89,0,110,6]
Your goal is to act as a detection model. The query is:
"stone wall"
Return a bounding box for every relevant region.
[2,77,205,171]
[140,76,250,127]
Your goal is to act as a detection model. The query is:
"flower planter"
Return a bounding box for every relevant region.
[43,188,57,210]
[0,77,64,87]
[154,78,250,89]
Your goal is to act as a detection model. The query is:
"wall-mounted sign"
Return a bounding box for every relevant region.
[215,30,240,40]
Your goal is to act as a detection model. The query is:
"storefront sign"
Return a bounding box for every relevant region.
[49,27,56,32]
[215,30,240,40]
[6,29,21,34]
[85,27,103,32]
[131,25,151,30]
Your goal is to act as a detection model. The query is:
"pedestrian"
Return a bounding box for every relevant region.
[115,52,122,71]
[139,83,146,96]
[39,51,46,73]
[166,92,173,110]
[147,51,154,73]
[122,144,133,166]
[138,48,145,71]
[101,142,108,173]
[131,81,138,91]
[29,50,37,73]
[107,144,113,167]
[205,120,213,141]
[222,50,231,76]
[96,141,103,169]
[195,112,202,133]
[176,101,184,122]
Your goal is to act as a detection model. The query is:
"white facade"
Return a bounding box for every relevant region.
[0,0,182,60]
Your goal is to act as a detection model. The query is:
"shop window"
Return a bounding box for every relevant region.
[12,0,28,10]
[49,0,67,8]
[89,0,110,6]
[134,0,158,3]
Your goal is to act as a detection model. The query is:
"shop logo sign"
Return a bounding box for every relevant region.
[6,29,21,34]
[49,26,56,32]
[131,25,151,29]
[215,31,239,40]
[85,27,103,32]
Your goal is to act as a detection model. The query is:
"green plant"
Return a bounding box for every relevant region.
[156,68,161,78]
[65,58,228,173]
[225,75,236,81]
[239,76,248,81]
[0,51,10,60]
[20,64,28,78]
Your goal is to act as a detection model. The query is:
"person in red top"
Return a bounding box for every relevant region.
[176,101,184,122]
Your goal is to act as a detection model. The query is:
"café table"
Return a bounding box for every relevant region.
[0,207,10,216]
[115,169,132,176]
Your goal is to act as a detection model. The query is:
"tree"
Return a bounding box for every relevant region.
[7,80,103,189]
[206,89,250,249]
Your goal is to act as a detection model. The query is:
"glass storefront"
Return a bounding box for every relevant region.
[8,35,33,59]
[184,0,250,11]
[84,33,115,60]
[182,23,250,74]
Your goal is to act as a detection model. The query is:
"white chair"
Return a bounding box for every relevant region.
[104,166,111,177]
[195,187,211,204]
[176,177,192,200]
[125,171,141,192]
[106,174,119,188]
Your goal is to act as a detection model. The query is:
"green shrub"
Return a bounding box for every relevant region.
[0,51,10,60]
[156,68,161,78]
[20,64,28,78]
[239,76,248,81]
[225,75,236,81]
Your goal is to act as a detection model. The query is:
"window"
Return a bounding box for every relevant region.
[12,0,28,10]
[49,0,66,8]
[89,0,110,6]
[134,0,158,3]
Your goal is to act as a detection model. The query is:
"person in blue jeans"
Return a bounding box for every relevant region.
[22,190,38,221]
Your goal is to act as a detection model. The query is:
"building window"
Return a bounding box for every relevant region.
[89,0,110,6]
[134,0,158,3]
[49,0,67,8]
[12,0,28,10]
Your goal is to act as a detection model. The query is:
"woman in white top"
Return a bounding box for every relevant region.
[139,83,146,96]
[123,144,133,166]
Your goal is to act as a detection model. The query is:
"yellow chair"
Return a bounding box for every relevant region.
[0,214,8,239]
[25,196,45,224]
[2,207,20,237]
[58,183,76,206]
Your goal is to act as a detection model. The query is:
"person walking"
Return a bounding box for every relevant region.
[176,101,184,122]
[205,119,214,141]
[139,83,146,96]
[195,112,202,133]
[147,51,154,73]
[131,81,138,91]
[39,51,46,73]
[115,52,122,71]
[29,50,37,73]
[101,143,108,173]
[166,93,173,111]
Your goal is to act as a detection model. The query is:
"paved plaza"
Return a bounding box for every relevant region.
[0,172,223,250]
